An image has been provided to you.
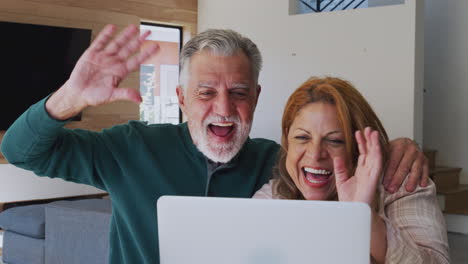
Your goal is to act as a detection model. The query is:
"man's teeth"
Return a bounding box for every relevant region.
[304,167,331,175]
[211,122,233,127]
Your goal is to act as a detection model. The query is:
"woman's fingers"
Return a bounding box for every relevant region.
[365,127,373,154]
[364,129,381,167]
[356,127,382,176]
[369,130,383,178]
[368,130,380,156]
[355,130,367,166]
[340,128,382,204]
[333,156,349,186]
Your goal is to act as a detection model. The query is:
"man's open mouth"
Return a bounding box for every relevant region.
[208,122,235,137]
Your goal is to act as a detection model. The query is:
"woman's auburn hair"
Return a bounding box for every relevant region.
[274,76,390,200]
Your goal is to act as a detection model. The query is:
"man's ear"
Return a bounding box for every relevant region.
[254,85,261,107]
[176,85,186,113]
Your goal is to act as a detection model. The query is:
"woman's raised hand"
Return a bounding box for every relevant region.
[46,24,159,120]
[333,127,383,207]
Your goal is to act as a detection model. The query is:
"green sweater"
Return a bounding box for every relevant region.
[1,97,280,264]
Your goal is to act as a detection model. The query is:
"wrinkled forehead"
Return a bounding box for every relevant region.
[188,50,254,80]
[199,45,243,57]
[190,49,249,65]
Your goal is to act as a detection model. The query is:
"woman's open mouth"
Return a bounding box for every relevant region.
[302,167,332,188]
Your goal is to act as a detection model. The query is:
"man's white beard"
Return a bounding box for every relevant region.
[188,115,251,163]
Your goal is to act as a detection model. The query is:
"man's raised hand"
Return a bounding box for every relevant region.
[46,24,159,120]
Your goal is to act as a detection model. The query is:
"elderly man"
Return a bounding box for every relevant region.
[1,24,428,264]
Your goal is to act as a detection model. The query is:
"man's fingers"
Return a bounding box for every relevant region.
[126,42,160,72]
[89,24,116,52]
[382,139,407,189]
[404,153,424,192]
[421,158,430,187]
[387,143,418,193]
[118,30,152,60]
[104,24,139,56]
[109,88,142,103]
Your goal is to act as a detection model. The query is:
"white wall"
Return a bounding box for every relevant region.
[0,164,105,202]
[198,0,423,144]
[424,0,468,183]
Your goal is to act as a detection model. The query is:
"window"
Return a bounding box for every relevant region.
[290,0,405,15]
[139,22,182,125]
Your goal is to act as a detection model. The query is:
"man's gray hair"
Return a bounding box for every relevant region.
[179,29,262,90]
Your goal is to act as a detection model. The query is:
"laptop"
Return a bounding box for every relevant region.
[157,196,371,264]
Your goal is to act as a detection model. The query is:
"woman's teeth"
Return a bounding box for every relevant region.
[304,167,331,175]
[303,167,332,185]
[305,175,327,184]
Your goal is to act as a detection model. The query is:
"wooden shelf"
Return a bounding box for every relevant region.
[0,193,108,213]
[0,131,6,164]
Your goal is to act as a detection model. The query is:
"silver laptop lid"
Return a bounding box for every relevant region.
[157,196,370,264]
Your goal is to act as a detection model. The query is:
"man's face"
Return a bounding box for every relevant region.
[177,50,260,163]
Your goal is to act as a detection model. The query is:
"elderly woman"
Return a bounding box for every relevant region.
[253,77,450,264]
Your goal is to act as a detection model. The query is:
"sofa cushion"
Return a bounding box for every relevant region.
[0,204,46,238]
[2,230,45,264]
[47,198,111,213]
[45,198,112,264]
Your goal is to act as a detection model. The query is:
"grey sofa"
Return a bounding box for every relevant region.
[0,198,111,264]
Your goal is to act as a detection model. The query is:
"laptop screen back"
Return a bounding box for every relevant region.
[157,196,370,264]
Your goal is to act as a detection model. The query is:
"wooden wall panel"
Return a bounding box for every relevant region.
[0,131,5,164]
[0,0,197,164]
[23,0,197,24]
[0,0,138,28]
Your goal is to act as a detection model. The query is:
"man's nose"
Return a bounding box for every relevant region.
[213,92,234,117]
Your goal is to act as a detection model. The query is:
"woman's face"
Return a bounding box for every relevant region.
[286,102,348,200]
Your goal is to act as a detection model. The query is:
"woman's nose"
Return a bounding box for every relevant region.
[307,142,328,161]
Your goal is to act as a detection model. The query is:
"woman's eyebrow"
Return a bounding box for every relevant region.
[295,128,311,134]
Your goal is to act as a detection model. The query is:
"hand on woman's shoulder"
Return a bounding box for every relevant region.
[252,180,276,199]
